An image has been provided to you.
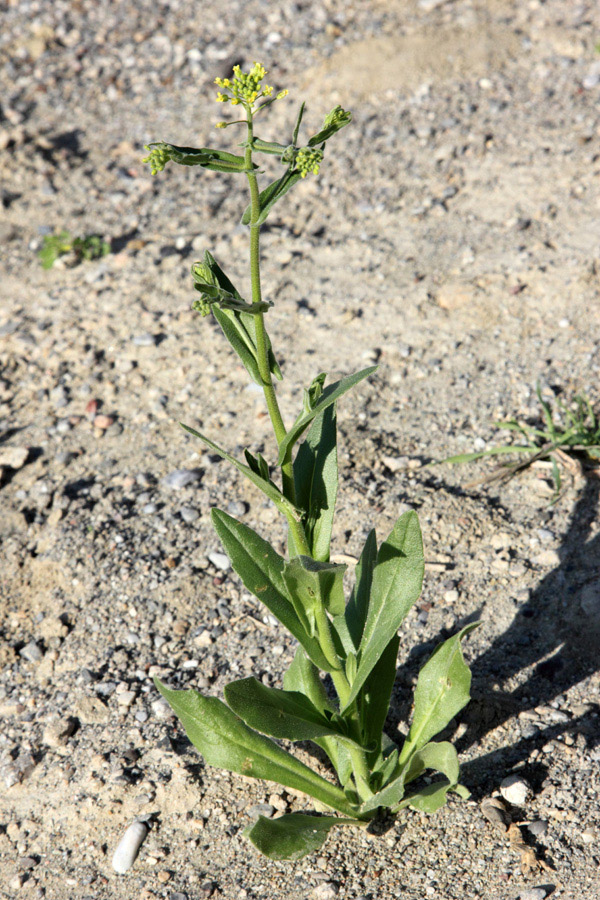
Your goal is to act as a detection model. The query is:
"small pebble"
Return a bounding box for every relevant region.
[500,774,531,806]
[112,819,149,873]
[226,499,247,517]
[161,469,201,490]
[132,332,158,346]
[93,414,114,429]
[19,641,43,662]
[247,803,275,819]
[519,889,548,900]
[180,506,199,523]
[0,446,28,468]
[311,883,339,900]
[527,819,548,837]
[208,551,230,572]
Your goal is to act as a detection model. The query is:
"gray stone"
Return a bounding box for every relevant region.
[527,819,548,837]
[181,506,199,523]
[132,332,158,346]
[519,889,548,900]
[247,803,275,819]
[161,469,201,490]
[19,641,43,662]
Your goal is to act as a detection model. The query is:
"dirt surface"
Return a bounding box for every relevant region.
[1,1,600,898]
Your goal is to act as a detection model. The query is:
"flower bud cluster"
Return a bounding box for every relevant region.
[295,146,324,178]
[142,143,172,175]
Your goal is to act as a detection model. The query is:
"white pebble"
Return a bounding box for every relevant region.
[500,774,531,806]
[208,551,230,571]
[112,820,148,873]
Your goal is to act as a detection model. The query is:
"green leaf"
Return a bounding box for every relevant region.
[283,648,353,787]
[292,102,305,146]
[155,681,354,815]
[224,677,348,743]
[244,813,357,860]
[360,740,459,814]
[202,252,281,383]
[397,742,463,814]
[210,510,332,673]
[251,137,289,156]
[181,425,298,522]
[144,141,253,174]
[293,405,338,562]
[241,168,303,226]
[278,367,377,465]
[308,106,353,147]
[360,634,399,754]
[345,529,377,649]
[283,557,347,638]
[343,512,424,712]
[283,647,333,714]
[398,623,479,765]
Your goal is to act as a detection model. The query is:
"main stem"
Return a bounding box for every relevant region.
[244,111,310,556]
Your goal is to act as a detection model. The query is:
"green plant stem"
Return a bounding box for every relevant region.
[244,110,310,556]
[347,743,373,802]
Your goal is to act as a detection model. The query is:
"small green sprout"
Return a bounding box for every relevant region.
[38,230,110,269]
[143,62,476,861]
[438,384,600,502]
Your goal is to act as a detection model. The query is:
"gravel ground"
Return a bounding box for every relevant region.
[1,1,600,898]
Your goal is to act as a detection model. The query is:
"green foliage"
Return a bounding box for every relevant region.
[145,62,475,860]
[439,383,600,501]
[38,230,110,269]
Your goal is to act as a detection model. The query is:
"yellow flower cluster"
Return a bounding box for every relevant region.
[295,146,324,178]
[214,62,287,108]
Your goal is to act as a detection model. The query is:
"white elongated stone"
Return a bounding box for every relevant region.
[500,774,531,806]
[112,820,148,873]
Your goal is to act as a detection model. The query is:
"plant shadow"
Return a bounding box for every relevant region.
[420,471,600,788]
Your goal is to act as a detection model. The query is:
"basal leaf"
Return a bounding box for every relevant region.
[277,367,378,465]
[342,512,424,711]
[210,510,331,672]
[155,681,353,815]
[398,623,478,765]
[225,677,343,742]
[293,405,338,562]
[396,741,464,814]
[244,813,357,860]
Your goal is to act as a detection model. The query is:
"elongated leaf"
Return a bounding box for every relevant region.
[251,138,289,156]
[204,252,281,383]
[345,529,377,649]
[342,512,424,711]
[292,102,305,145]
[241,168,303,226]
[293,405,338,562]
[245,813,357,860]
[398,623,479,765]
[225,677,344,742]
[441,445,534,465]
[145,141,254,174]
[360,634,399,753]
[211,510,331,672]
[155,681,353,814]
[278,367,377,465]
[283,648,353,787]
[283,647,333,713]
[182,426,298,522]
